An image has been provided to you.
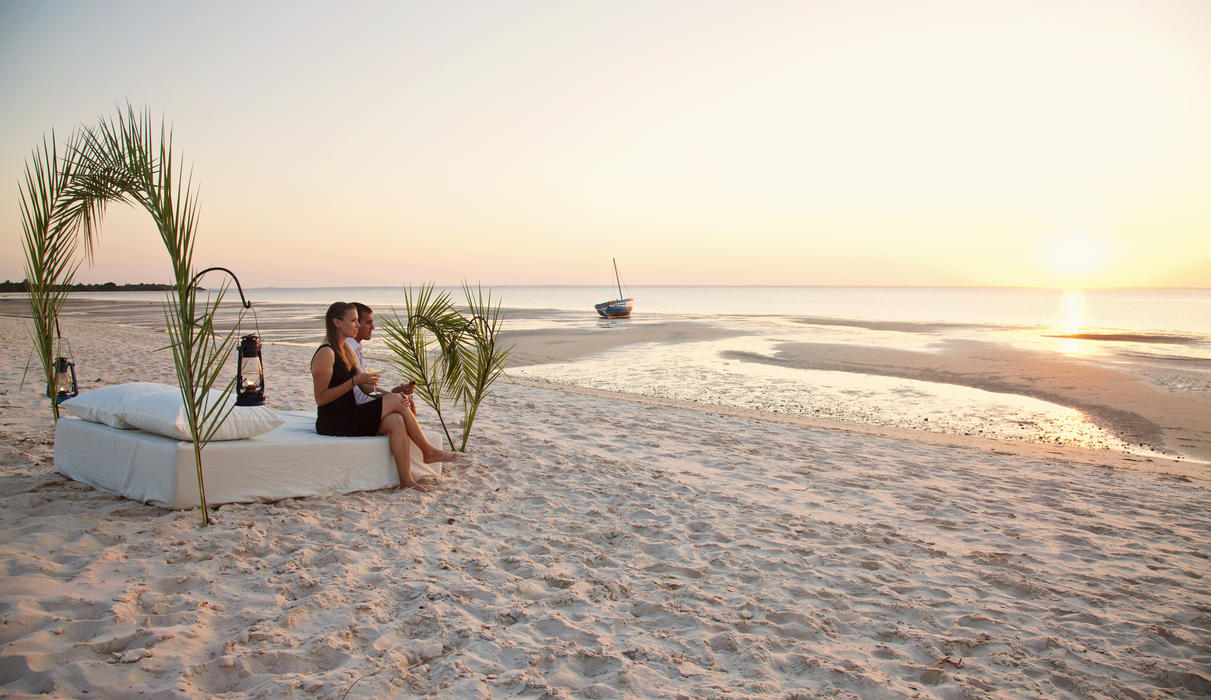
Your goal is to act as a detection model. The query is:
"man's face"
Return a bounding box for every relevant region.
[356,312,374,342]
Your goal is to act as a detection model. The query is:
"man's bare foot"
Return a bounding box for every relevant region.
[423,448,466,464]
[401,479,431,493]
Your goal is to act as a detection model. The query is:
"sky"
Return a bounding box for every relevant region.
[2,0,1209,289]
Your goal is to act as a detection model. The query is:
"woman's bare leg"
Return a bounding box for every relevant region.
[378,413,429,492]
[381,394,465,464]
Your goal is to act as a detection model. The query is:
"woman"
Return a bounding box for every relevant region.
[311,301,462,492]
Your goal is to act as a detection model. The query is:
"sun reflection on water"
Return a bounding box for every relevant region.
[1057,289,1087,356]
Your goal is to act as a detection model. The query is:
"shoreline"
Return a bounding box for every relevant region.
[504,376,1211,484]
[500,328,1211,467]
[5,296,1210,466]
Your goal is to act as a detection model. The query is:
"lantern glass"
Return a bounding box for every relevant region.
[52,357,78,402]
[239,354,263,391]
[235,333,266,406]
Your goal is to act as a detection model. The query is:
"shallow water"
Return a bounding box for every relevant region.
[15,286,1208,459]
[510,332,1170,458]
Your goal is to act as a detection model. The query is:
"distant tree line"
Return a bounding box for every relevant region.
[0,279,173,292]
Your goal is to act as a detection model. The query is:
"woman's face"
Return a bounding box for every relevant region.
[333,308,359,339]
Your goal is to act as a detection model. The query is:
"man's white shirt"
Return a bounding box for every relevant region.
[345,337,374,405]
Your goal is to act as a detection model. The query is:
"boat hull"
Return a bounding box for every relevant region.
[594,298,633,318]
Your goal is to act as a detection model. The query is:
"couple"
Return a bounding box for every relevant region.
[310,301,464,492]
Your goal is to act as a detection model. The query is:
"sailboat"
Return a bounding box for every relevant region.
[594,258,633,319]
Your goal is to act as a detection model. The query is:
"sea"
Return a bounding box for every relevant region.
[24,286,1211,461]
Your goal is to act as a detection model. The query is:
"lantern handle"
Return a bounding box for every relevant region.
[190,266,253,309]
[53,318,73,359]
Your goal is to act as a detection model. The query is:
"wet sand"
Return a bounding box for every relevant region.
[502,322,743,367]
[724,340,1211,463]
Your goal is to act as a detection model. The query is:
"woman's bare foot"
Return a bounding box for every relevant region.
[401,479,431,493]
[423,448,466,464]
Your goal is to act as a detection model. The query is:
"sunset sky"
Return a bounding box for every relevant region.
[2,0,1208,289]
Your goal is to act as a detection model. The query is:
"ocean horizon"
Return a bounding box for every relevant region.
[17,285,1211,335]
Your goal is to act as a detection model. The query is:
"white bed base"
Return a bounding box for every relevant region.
[54,411,438,509]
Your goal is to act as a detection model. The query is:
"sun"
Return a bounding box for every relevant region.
[1040,233,1112,282]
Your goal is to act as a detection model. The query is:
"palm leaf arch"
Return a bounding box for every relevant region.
[22,104,243,526]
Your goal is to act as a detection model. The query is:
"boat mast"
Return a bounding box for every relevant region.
[613,258,623,299]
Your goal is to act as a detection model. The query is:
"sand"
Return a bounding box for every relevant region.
[2,313,1210,698]
[503,322,743,367]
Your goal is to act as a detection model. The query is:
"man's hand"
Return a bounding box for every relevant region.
[389,383,416,411]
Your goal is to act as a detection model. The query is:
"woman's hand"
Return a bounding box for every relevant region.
[354,371,380,387]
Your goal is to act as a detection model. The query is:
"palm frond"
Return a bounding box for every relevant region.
[69,103,229,525]
[380,282,513,452]
[380,284,463,449]
[456,282,513,451]
[19,131,88,420]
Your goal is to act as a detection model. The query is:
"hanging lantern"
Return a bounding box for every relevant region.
[190,267,263,406]
[235,333,265,406]
[49,356,78,404]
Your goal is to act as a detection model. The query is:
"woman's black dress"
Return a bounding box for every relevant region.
[314,343,383,436]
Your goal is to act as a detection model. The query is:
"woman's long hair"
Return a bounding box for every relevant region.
[324,301,358,371]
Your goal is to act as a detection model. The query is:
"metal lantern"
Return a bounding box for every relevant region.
[235,333,265,406]
[49,356,78,403]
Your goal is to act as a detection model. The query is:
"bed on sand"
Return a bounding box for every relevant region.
[54,410,436,509]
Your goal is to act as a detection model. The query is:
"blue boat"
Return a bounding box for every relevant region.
[595,258,633,318]
[594,298,633,318]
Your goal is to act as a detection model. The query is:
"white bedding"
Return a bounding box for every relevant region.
[54,411,438,508]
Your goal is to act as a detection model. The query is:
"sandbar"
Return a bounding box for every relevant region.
[724,340,1211,463]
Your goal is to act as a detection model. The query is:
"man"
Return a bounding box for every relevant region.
[348,302,416,415]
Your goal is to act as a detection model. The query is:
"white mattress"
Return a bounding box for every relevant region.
[54,411,439,509]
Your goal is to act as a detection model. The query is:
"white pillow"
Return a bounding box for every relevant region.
[59,383,178,429]
[117,389,284,441]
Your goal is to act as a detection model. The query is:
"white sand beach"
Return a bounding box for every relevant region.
[2,313,1210,698]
